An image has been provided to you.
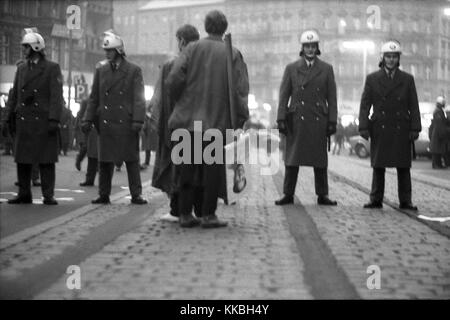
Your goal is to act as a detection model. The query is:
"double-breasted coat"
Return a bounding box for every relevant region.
[359,68,421,168]
[84,59,146,163]
[430,107,449,155]
[277,58,337,168]
[7,58,63,164]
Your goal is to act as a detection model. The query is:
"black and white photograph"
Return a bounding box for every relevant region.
[0,0,449,309]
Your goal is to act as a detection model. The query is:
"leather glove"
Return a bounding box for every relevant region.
[409,131,419,141]
[277,120,287,135]
[81,121,93,134]
[131,121,143,133]
[326,122,337,136]
[48,120,60,134]
[359,129,370,140]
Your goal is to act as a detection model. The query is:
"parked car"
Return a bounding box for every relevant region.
[348,130,431,159]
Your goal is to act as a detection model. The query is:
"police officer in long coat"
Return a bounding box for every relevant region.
[275,30,338,206]
[82,31,147,205]
[7,29,63,205]
[359,40,421,210]
[430,96,450,169]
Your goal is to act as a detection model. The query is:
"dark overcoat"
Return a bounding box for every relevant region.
[84,59,146,163]
[276,58,337,168]
[359,69,421,168]
[166,35,249,133]
[430,107,449,154]
[7,58,63,164]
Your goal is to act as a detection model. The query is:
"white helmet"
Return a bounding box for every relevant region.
[21,28,45,52]
[102,30,125,55]
[300,30,320,44]
[436,96,446,106]
[381,40,402,55]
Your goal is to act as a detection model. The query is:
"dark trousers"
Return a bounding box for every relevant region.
[85,157,98,184]
[98,161,142,198]
[170,191,202,217]
[283,166,329,197]
[17,163,55,198]
[370,167,412,204]
[144,150,151,165]
[432,153,445,168]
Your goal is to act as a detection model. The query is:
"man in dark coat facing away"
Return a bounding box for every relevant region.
[151,24,201,222]
[7,28,63,205]
[166,11,249,228]
[82,30,147,205]
[359,40,421,210]
[275,29,338,206]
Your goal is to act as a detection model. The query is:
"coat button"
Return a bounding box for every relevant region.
[301,101,305,105]
[301,116,304,120]
[120,120,123,123]
[35,117,39,120]
[21,103,25,106]
[105,92,108,96]
[21,117,24,120]
[382,111,385,115]
[33,89,37,93]
[34,102,38,107]
[301,86,304,90]
[103,120,107,123]
[316,88,320,91]
[119,105,123,109]
[120,91,123,95]
[381,125,385,129]
[105,106,108,110]
[21,89,24,93]
[316,102,319,106]
[316,117,319,121]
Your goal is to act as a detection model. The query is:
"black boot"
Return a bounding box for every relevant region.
[91,196,110,204]
[317,195,337,206]
[399,202,418,211]
[8,195,32,204]
[363,201,383,209]
[131,196,148,205]
[275,195,294,205]
[43,197,58,205]
[179,214,201,228]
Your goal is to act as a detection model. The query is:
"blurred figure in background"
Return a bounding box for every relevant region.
[332,117,345,155]
[59,101,73,156]
[430,96,450,169]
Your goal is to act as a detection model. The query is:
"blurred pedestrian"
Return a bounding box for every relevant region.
[166,11,249,228]
[359,40,421,210]
[332,117,345,155]
[74,98,88,170]
[139,105,156,170]
[82,30,147,205]
[59,101,72,156]
[7,28,63,205]
[275,29,338,206]
[430,96,450,169]
[151,24,201,222]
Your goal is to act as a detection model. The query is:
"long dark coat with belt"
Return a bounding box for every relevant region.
[430,107,449,154]
[7,58,63,164]
[276,57,337,168]
[359,68,421,168]
[84,59,146,163]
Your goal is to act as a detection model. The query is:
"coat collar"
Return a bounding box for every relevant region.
[375,67,405,97]
[295,57,323,86]
[103,58,130,91]
[205,34,223,42]
[21,58,46,89]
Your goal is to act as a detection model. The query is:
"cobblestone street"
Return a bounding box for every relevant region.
[1,150,449,300]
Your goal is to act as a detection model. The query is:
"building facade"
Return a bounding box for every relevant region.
[0,0,113,111]
[113,0,450,124]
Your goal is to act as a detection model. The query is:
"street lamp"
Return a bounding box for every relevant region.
[341,40,375,82]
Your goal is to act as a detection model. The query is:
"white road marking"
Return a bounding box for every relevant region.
[0,192,18,196]
[418,215,450,223]
[54,189,85,193]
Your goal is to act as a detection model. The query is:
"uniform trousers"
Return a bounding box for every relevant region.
[283,166,329,196]
[17,163,55,198]
[370,167,412,203]
[98,161,142,198]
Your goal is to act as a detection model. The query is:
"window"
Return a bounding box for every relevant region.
[411,42,417,54]
[0,33,11,64]
[383,21,390,32]
[130,15,135,25]
[426,44,431,57]
[425,66,431,80]
[124,16,128,26]
[354,18,361,30]
[412,21,418,32]
[426,22,431,34]
[398,21,404,32]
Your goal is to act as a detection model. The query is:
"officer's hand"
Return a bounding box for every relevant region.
[359,130,370,140]
[131,121,143,133]
[409,131,419,141]
[326,122,337,136]
[48,120,60,134]
[81,121,93,134]
[277,120,287,135]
